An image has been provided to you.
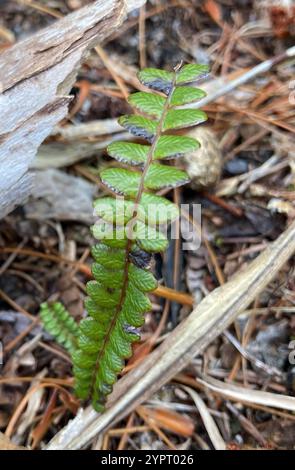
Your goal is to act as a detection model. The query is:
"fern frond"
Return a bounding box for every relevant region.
[40,302,79,355]
[73,63,208,411]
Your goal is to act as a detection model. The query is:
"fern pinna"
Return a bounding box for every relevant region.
[41,64,208,412]
[40,302,79,355]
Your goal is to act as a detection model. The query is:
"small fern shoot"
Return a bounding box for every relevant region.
[40,64,209,412]
[40,302,79,355]
[73,63,209,412]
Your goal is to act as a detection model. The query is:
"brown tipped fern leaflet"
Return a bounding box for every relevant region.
[40,64,209,412]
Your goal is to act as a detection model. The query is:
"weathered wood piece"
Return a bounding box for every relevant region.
[0,0,145,219]
[0,432,27,451]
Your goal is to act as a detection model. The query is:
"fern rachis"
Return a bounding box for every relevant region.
[80,75,174,408]
[40,64,208,412]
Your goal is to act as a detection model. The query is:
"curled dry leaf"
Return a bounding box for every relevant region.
[137,406,194,438]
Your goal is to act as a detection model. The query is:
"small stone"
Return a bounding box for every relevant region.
[182,126,222,189]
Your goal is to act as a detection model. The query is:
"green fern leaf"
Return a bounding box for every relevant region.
[100,164,190,195]
[163,109,207,130]
[40,302,79,355]
[145,163,190,189]
[92,263,124,288]
[135,222,169,252]
[72,62,209,412]
[138,68,174,94]
[92,219,168,253]
[140,192,179,224]
[125,281,152,312]
[94,194,178,227]
[128,264,157,291]
[128,92,165,118]
[94,197,135,225]
[118,115,157,141]
[91,222,128,248]
[86,281,120,308]
[73,242,153,410]
[170,86,206,106]
[154,135,200,159]
[107,136,200,164]
[91,244,125,269]
[100,167,140,196]
[107,141,149,166]
[176,63,209,84]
